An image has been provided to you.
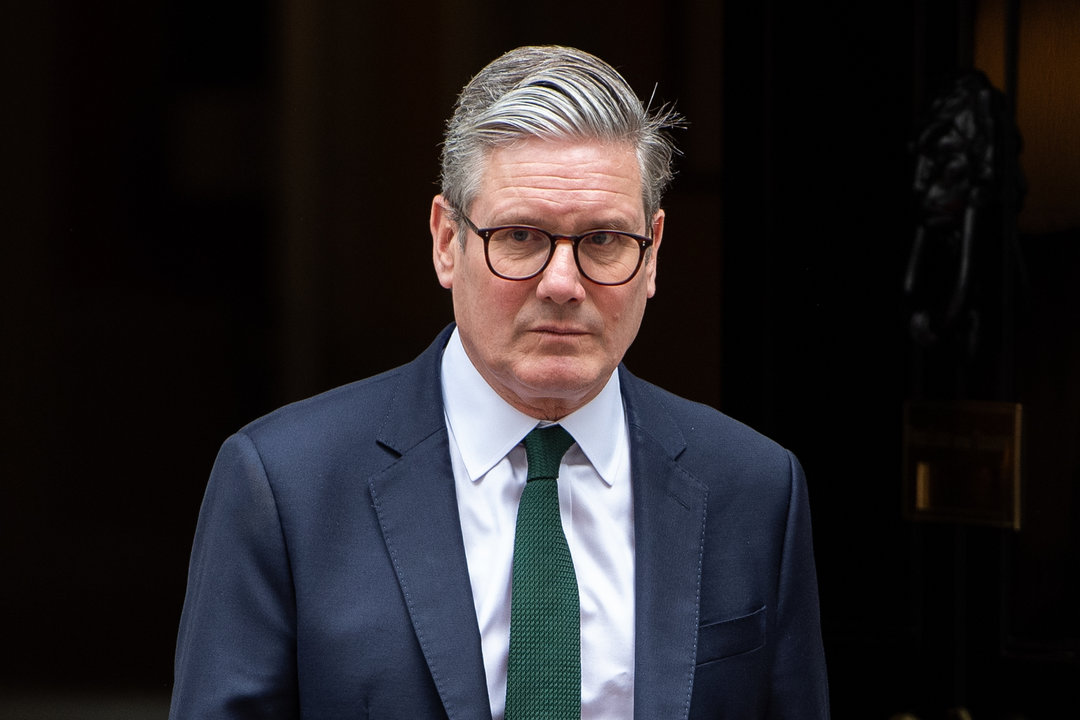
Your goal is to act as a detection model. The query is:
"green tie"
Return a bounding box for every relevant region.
[505,425,580,720]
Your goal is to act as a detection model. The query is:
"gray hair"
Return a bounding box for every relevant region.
[440,45,683,223]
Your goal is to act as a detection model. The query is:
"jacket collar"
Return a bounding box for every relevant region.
[369,325,492,720]
[621,366,709,720]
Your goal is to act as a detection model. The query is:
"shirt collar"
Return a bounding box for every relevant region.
[440,327,626,486]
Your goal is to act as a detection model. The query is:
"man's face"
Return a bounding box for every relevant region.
[431,137,664,419]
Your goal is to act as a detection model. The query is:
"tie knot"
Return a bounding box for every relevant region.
[523,425,576,482]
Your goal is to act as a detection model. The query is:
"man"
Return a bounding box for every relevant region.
[169,45,829,719]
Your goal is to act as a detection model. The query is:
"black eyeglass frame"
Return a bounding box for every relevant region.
[457,212,655,286]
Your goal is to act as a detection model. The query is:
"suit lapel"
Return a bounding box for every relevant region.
[621,368,709,720]
[368,327,491,720]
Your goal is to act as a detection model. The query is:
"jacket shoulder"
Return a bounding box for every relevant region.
[620,369,796,483]
[229,327,452,473]
[241,365,405,445]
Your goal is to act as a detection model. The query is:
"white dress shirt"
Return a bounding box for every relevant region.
[440,328,635,720]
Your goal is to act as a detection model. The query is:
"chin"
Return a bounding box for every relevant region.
[515,361,607,401]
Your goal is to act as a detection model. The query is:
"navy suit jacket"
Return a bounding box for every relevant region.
[170,325,829,719]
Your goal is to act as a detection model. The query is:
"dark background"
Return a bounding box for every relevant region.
[3,1,1077,718]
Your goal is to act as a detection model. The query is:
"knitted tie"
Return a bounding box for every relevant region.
[504,425,580,720]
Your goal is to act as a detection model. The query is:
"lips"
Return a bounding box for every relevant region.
[532,325,589,336]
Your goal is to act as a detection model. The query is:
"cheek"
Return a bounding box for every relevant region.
[606,288,648,343]
[453,269,526,335]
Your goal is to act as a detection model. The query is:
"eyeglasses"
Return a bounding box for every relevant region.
[458,213,654,286]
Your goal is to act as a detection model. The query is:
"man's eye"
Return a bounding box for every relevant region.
[509,229,538,243]
[497,228,547,245]
[584,232,619,247]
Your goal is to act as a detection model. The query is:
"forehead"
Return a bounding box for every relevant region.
[472,138,644,225]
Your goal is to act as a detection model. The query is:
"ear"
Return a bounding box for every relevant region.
[431,195,458,289]
[645,209,664,298]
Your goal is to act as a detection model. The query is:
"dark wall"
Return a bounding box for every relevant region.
[4,1,278,691]
[3,1,1076,716]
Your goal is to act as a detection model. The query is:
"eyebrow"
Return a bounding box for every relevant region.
[485,216,644,233]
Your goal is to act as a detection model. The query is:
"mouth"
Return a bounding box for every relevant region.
[531,325,590,337]
[531,325,591,343]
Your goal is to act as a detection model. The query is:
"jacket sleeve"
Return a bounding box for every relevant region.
[768,451,830,719]
[169,432,300,719]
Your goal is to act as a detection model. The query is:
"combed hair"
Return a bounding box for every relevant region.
[440,45,684,223]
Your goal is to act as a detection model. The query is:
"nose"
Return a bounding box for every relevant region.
[536,238,586,304]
